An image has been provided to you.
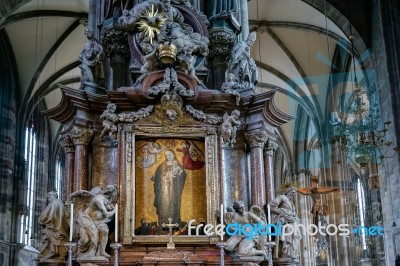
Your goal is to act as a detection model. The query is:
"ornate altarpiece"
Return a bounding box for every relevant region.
[44,0,295,264]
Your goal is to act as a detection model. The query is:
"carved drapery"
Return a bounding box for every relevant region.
[59,135,75,200]
[70,127,94,191]
[120,125,220,244]
[264,139,278,204]
[246,130,268,207]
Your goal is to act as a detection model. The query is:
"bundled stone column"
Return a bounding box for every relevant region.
[70,127,94,191]
[246,130,268,207]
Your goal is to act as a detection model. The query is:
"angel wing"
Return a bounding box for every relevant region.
[65,190,95,240]
[223,112,229,121]
[249,205,267,223]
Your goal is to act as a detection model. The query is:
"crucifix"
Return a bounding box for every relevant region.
[297,176,339,224]
[162,218,179,249]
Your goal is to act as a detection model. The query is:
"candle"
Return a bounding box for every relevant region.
[267,204,271,242]
[115,203,118,243]
[69,203,73,242]
[220,203,224,241]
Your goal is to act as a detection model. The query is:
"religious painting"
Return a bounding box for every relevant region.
[134,138,207,235]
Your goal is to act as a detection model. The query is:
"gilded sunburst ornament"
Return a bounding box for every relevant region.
[136,5,167,44]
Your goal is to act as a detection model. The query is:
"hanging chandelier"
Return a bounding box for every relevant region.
[330,36,400,166]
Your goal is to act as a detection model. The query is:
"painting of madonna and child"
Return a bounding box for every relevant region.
[134,138,207,235]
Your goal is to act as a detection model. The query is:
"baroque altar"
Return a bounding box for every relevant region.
[43,0,294,265]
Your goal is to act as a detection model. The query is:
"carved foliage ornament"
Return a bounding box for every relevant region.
[118,105,155,122]
[245,131,268,148]
[265,140,278,156]
[69,127,94,145]
[59,134,74,153]
[148,68,194,98]
[185,105,222,125]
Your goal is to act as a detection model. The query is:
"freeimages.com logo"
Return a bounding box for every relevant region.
[187,220,384,240]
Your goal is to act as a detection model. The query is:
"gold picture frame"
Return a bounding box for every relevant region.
[119,125,220,244]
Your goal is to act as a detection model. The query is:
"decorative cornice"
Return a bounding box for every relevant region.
[246,130,269,148]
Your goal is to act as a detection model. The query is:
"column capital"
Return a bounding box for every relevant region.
[59,135,75,153]
[264,139,279,155]
[70,126,94,145]
[245,130,268,148]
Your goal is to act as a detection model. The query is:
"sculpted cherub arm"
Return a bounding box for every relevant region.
[94,197,115,218]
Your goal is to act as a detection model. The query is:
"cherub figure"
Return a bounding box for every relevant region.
[177,46,202,84]
[162,159,183,182]
[222,73,241,105]
[221,110,241,148]
[100,103,118,140]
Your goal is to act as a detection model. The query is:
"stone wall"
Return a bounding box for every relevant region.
[0,30,18,266]
[373,0,400,265]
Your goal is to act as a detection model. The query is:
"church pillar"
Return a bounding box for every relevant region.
[101,22,129,91]
[239,0,249,41]
[368,163,385,263]
[331,138,350,266]
[207,0,238,89]
[264,139,278,204]
[245,130,268,207]
[59,135,75,200]
[70,127,94,191]
[295,169,313,266]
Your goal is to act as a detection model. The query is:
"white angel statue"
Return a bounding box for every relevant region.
[65,185,117,259]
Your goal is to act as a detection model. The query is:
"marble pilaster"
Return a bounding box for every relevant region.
[246,130,268,207]
[221,132,249,208]
[59,135,75,200]
[264,139,278,204]
[70,127,94,191]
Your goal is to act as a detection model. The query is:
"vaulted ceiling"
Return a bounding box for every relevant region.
[0,0,372,168]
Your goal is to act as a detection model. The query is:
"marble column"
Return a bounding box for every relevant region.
[59,135,75,200]
[70,127,94,191]
[245,130,268,207]
[264,139,278,204]
[221,131,249,208]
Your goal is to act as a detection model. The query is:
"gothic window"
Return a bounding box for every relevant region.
[20,123,37,245]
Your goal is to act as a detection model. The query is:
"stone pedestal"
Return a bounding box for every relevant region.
[273,258,300,266]
[138,250,205,266]
[37,261,65,266]
[77,256,109,266]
